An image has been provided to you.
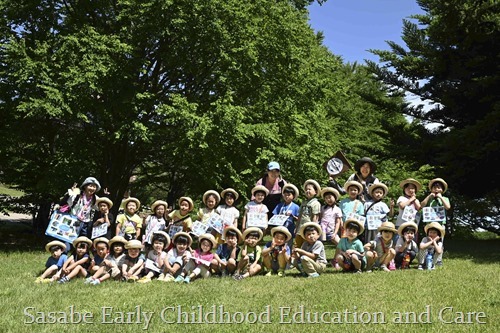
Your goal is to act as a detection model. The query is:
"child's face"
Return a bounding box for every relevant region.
[112,243,124,255]
[84,184,97,195]
[76,243,88,256]
[324,193,336,206]
[404,231,415,241]
[282,192,294,204]
[431,183,443,194]
[304,230,319,244]
[225,235,238,248]
[155,205,165,217]
[99,202,109,213]
[179,200,190,214]
[126,202,137,215]
[428,229,439,239]
[224,195,235,207]
[346,227,359,240]
[254,192,265,204]
[127,248,140,258]
[245,235,259,247]
[273,233,286,246]
[95,242,108,258]
[304,185,317,199]
[372,188,385,200]
[348,186,359,199]
[404,184,417,197]
[205,196,217,209]
[359,163,371,178]
[51,248,63,259]
[153,240,165,252]
[176,242,188,252]
[200,239,212,253]
[381,230,393,242]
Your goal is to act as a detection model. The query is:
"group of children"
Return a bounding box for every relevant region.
[36,176,450,283]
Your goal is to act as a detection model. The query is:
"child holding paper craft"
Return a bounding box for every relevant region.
[57,236,92,283]
[175,234,221,283]
[295,179,321,248]
[334,219,365,273]
[272,184,300,247]
[198,190,220,223]
[291,222,327,278]
[216,188,240,229]
[143,200,168,249]
[86,236,127,285]
[241,186,269,231]
[168,197,194,232]
[395,222,418,269]
[420,178,451,224]
[363,183,394,243]
[319,187,342,244]
[138,231,170,283]
[395,178,422,230]
[262,226,292,277]
[364,222,397,272]
[215,227,242,276]
[417,222,444,270]
[89,197,113,240]
[115,197,142,241]
[120,240,145,282]
[35,241,68,283]
[233,227,263,280]
[89,237,109,274]
[162,232,192,281]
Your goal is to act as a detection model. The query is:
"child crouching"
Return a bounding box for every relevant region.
[292,222,327,278]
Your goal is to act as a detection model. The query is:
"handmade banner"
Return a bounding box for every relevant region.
[246,213,268,229]
[346,212,366,225]
[323,150,352,177]
[268,214,288,226]
[91,223,108,239]
[190,221,209,237]
[167,225,183,239]
[402,206,418,222]
[422,206,446,223]
[45,210,81,243]
[366,214,385,230]
[206,213,224,234]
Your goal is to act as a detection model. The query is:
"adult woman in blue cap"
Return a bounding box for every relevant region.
[255,161,287,218]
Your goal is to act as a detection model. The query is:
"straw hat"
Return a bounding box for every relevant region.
[398,221,418,237]
[150,200,168,213]
[343,180,363,194]
[108,236,128,248]
[343,218,365,235]
[377,221,397,234]
[424,222,445,239]
[303,179,321,196]
[271,226,292,243]
[172,232,193,247]
[96,197,113,209]
[399,178,422,192]
[222,226,243,243]
[368,183,389,198]
[93,237,109,248]
[320,187,340,201]
[125,239,143,250]
[242,227,263,242]
[251,185,269,197]
[152,231,171,248]
[282,183,299,197]
[298,222,322,239]
[220,188,239,201]
[355,157,377,174]
[45,240,66,253]
[80,177,101,192]
[202,190,221,205]
[198,233,217,249]
[178,197,194,212]
[72,236,92,248]
[123,197,141,210]
[429,178,448,193]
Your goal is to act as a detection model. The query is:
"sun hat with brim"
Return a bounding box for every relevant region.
[178,197,194,212]
[424,222,445,239]
[368,183,389,198]
[397,221,418,237]
[242,227,263,242]
[429,178,448,193]
[123,197,141,210]
[220,188,239,201]
[303,179,321,196]
[399,178,422,192]
[152,231,171,248]
[150,200,168,213]
[72,236,92,248]
[45,240,66,253]
[271,226,292,243]
[298,222,322,239]
[251,185,269,197]
[125,239,143,250]
[343,180,363,194]
[202,190,221,206]
[343,218,365,235]
[93,237,109,248]
[80,177,101,192]
[222,226,243,243]
[108,236,128,248]
[282,183,299,197]
[377,221,397,234]
[198,233,217,249]
[267,161,280,171]
[320,187,340,201]
[96,197,113,209]
[172,232,193,247]
[355,157,377,174]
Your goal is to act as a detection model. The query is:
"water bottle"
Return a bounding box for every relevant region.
[426,251,433,270]
[402,252,410,269]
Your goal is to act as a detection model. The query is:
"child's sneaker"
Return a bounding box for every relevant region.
[126,276,138,283]
[380,264,391,272]
[157,273,165,281]
[174,275,184,283]
[58,276,70,284]
[417,264,424,270]
[221,270,228,278]
[183,276,191,284]
[137,276,151,283]
[308,273,320,278]
[90,279,101,285]
[388,260,396,271]
[265,271,273,277]
[277,270,285,277]
[163,274,174,282]
[355,269,362,274]
[84,277,95,284]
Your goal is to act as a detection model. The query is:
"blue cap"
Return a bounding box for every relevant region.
[267,161,280,171]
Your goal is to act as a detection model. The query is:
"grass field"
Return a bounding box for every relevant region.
[0,222,499,333]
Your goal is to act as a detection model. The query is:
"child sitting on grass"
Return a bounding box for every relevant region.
[418,222,444,270]
[120,240,145,282]
[395,222,418,269]
[58,236,92,283]
[162,232,192,281]
[364,222,397,272]
[233,227,263,280]
[138,231,170,283]
[262,226,292,277]
[86,236,127,285]
[334,219,365,273]
[35,241,68,283]
[292,222,327,278]
[215,227,242,277]
[89,237,109,275]
[175,234,221,284]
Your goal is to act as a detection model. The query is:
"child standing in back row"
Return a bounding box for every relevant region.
[241,186,269,231]
[168,197,194,233]
[216,188,240,229]
[295,179,321,248]
[363,183,393,243]
[143,200,168,250]
[115,197,142,241]
[272,184,300,248]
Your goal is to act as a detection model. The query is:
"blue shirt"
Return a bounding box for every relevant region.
[272,202,300,236]
[46,254,68,269]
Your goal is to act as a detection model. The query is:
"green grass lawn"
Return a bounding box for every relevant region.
[0,223,499,333]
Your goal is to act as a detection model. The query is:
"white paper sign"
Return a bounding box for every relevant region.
[366,214,385,231]
[268,214,288,226]
[190,221,209,237]
[346,212,366,225]
[168,225,183,239]
[144,259,161,273]
[422,206,446,223]
[91,223,108,239]
[402,206,417,222]
[246,213,268,228]
[206,213,224,234]
[190,256,212,267]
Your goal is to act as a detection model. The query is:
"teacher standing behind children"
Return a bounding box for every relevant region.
[255,161,287,219]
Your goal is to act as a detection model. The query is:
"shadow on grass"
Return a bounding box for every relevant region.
[444,238,500,263]
[0,221,48,252]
